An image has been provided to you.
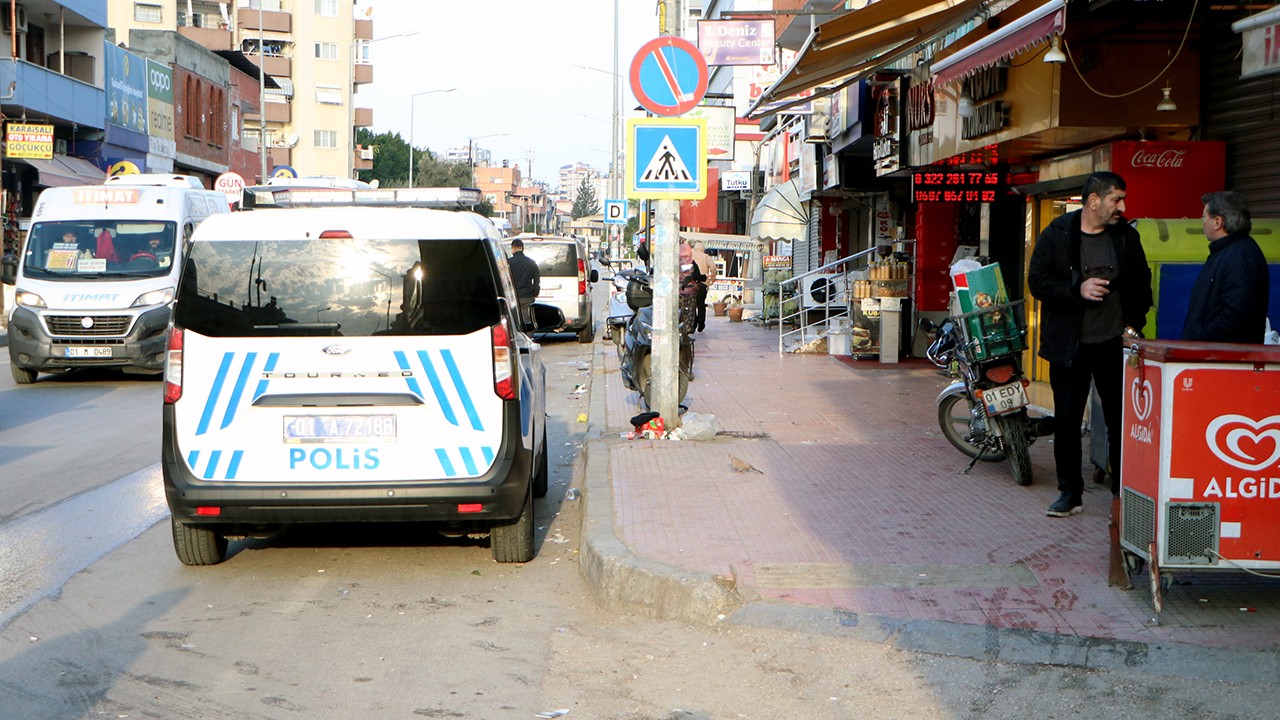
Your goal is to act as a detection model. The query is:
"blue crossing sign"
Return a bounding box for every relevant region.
[625,117,708,200]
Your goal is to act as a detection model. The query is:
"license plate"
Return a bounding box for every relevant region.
[983,382,1028,416]
[65,346,113,358]
[283,415,397,443]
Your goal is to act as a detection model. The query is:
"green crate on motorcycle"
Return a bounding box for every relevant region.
[951,263,1026,360]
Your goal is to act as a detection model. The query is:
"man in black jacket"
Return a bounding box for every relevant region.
[1027,172,1153,517]
[1183,191,1270,343]
[508,238,540,325]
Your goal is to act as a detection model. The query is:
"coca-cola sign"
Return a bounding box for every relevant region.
[1130,148,1187,169]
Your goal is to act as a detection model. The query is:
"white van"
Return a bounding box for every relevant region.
[2,174,229,384]
[160,187,560,565]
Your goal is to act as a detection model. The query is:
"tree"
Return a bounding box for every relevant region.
[356,128,409,187]
[571,177,601,219]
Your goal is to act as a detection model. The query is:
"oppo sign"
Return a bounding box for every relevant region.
[149,68,171,93]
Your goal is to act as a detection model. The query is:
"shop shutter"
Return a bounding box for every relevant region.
[806,207,822,270]
[1202,13,1280,217]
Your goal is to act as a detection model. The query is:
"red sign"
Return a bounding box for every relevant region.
[1100,140,1226,219]
[630,37,709,117]
[680,168,720,229]
[912,168,1005,203]
[1121,361,1163,500]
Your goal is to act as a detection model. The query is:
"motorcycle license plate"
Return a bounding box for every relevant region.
[983,382,1027,416]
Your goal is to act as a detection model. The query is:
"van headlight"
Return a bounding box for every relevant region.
[15,291,46,308]
[132,288,175,307]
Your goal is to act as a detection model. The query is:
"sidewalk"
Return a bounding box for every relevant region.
[579,310,1280,681]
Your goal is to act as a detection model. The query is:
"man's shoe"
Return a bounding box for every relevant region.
[1046,495,1083,517]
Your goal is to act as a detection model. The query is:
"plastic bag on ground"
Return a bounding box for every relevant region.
[680,412,722,441]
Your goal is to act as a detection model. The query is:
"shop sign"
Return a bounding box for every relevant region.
[872,83,900,174]
[698,20,776,66]
[906,79,935,146]
[824,152,840,189]
[1097,140,1226,218]
[912,167,1006,203]
[146,59,176,159]
[763,255,792,268]
[1233,7,1280,79]
[104,42,148,134]
[5,122,54,159]
[961,101,1010,140]
[721,170,751,191]
[687,105,736,160]
[734,49,813,116]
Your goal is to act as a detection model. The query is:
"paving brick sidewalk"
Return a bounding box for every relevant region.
[581,308,1280,666]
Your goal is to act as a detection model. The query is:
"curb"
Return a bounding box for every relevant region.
[577,339,743,624]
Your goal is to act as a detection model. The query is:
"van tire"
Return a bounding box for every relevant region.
[172,517,229,565]
[11,363,37,385]
[490,484,534,563]
[577,320,594,343]
[533,429,549,499]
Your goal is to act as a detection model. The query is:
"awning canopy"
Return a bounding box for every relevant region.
[748,0,988,118]
[680,231,757,253]
[931,0,1065,86]
[58,155,106,184]
[750,179,809,242]
[15,156,104,188]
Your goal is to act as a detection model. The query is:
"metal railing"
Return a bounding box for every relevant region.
[777,247,878,354]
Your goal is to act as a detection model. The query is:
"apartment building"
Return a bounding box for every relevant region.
[108,0,370,180]
[473,162,523,230]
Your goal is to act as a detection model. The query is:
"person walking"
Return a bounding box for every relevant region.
[690,240,717,331]
[1027,171,1152,517]
[1182,191,1270,344]
[508,238,540,325]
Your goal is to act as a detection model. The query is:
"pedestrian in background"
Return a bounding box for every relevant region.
[1182,191,1270,344]
[1027,171,1153,517]
[508,238,540,325]
[690,240,717,332]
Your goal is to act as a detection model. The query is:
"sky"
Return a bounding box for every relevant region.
[354,1,659,190]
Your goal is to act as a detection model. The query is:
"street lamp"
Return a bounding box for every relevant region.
[408,87,456,188]
[350,31,421,179]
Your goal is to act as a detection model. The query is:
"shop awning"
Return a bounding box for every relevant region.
[16,156,104,188]
[747,0,988,119]
[57,155,106,184]
[750,179,809,242]
[680,231,757,253]
[931,0,1065,86]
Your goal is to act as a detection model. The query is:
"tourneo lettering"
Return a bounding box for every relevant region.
[262,370,414,379]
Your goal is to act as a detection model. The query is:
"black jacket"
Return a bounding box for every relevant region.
[1027,210,1152,365]
[508,251,540,300]
[1182,232,1270,343]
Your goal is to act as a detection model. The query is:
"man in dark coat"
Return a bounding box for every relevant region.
[1182,191,1270,344]
[508,238,540,325]
[1027,171,1153,517]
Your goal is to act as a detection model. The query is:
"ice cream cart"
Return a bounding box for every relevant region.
[1120,339,1280,614]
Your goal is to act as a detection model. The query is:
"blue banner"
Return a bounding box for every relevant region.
[104,42,148,134]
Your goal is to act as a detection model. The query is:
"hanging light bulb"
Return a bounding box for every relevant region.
[1156,84,1177,112]
[958,88,976,119]
[1043,35,1066,63]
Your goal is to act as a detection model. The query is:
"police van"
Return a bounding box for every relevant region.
[2,174,229,383]
[160,187,559,565]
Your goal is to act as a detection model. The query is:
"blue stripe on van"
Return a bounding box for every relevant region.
[481,446,495,465]
[203,450,222,480]
[187,450,200,469]
[441,349,483,432]
[197,353,235,436]
[435,448,456,477]
[459,447,478,476]
[393,351,425,400]
[225,451,244,479]
[252,353,279,400]
[221,352,258,429]
[417,351,459,426]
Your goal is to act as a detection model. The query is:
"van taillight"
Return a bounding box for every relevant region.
[164,326,184,404]
[577,258,587,295]
[491,319,516,400]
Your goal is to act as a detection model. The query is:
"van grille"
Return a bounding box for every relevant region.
[45,315,133,336]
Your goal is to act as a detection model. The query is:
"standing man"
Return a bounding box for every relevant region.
[508,238,540,325]
[690,240,717,332]
[1182,191,1270,343]
[1027,171,1152,517]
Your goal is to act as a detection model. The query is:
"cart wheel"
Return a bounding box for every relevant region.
[1122,549,1146,577]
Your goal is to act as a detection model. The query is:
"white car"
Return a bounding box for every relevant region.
[505,235,598,343]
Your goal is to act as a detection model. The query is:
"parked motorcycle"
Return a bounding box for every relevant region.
[617,269,694,408]
[921,299,1041,486]
[604,265,635,355]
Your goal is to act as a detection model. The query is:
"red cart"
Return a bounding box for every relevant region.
[1120,339,1280,614]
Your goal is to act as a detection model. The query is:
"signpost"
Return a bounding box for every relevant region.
[215,171,246,208]
[625,117,707,200]
[629,36,709,117]
[603,198,627,225]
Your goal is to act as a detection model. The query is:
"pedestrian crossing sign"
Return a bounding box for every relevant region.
[626,117,707,200]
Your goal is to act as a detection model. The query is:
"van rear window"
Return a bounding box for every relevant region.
[514,242,578,277]
[175,238,503,337]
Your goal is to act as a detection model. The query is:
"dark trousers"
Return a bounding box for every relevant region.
[695,282,709,330]
[1049,337,1124,500]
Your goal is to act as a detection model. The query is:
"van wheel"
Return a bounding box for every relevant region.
[491,484,535,563]
[533,428,549,498]
[577,320,595,343]
[171,517,228,566]
[11,363,37,385]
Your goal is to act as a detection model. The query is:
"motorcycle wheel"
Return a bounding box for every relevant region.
[995,412,1034,486]
[937,393,1005,462]
[637,354,689,409]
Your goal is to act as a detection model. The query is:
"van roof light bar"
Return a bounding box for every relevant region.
[242,186,483,210]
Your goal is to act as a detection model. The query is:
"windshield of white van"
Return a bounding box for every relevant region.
[23,221,177,280]
[174,238,504,337]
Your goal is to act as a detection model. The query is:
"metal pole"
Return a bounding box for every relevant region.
[408,98,415,188]
[258,6,268,182]
[611,0,620,259]
[649,0,682,426]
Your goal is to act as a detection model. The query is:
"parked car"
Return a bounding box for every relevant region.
[161,188,561,565]
[505,234,598,343]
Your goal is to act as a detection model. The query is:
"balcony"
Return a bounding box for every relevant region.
[355,19,373,41]
[178,25,234,52]
[261,54,291,77]
[238,8,291,32]
[354,63,373,85]
[355,145,374,171]
[269,147,292,168]
[246,102,291,124]
[354,107,373,128]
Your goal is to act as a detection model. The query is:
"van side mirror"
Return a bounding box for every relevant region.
[1,253,17,286]
[530,303,565,333]
[589,268,599,284]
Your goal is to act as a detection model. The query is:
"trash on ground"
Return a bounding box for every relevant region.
[565,488,581,500]
[546,532,569,544]
[680,412,721,441]
[572,384,587,394]
[535,710,570,718]
[576,413,588,423]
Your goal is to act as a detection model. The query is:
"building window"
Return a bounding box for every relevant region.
[314,42,339,61]
[232,105,240,141]
[134,3,163,22]
[314,130,337,148]
[314,86,343,105]
[315,0,338,16]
